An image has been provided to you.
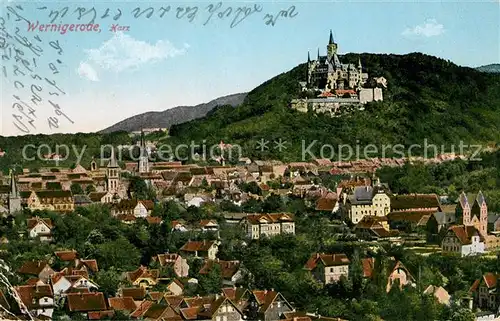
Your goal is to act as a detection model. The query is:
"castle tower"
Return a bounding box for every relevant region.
[138,130,149,174]
[8,169,21,215]
[107,147,120,194]
[327,30,338,61]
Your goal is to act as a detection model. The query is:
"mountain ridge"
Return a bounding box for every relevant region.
[476,63,500,73]
[99,92,247,133]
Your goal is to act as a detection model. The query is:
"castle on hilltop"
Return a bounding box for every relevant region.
[307,30,368,91]
[291,30,386,116]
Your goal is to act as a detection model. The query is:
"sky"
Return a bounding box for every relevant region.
[1,0,499,137]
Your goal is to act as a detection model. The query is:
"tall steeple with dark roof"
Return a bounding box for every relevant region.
[138,130,149,174]
[8,169,21,215]
[327,30,338,61]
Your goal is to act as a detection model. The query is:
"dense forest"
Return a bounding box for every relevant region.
[168,53,500,161]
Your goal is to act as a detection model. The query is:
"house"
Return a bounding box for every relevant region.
[361,258,415,292]
[386,260,416,292]
[152,253,189,278]
[171,220,189,232]
[487,213,500,232]
[18,260,55,282]
[423,285,451,306]
[315,196,338,214]
[27,190,74,213]
[126,266,160,288]
[88,191,115,204]
[111,199,154,218]
[15,284,54,319]
[142,303,183,320]
[74,194,93,207]
[221,287,252,311]
[166,279,184,296]
[241,213,295,239]
[27,217,53,242]
[441,225,485,257]
[180,240,220,260]
[66,292,108,318]
[199,219,219,232]
[343,185,391,224]
[186,195,211,208]
[426,211,457,240]
[194,295,245,321]
[118,287,146,302]
[247,290,294,321]
[303,253,350,285]
[108,297,137,314]
[390,193,442,216]
[354,216,398,241]
[469,273,499,313]
[199,259,246,286]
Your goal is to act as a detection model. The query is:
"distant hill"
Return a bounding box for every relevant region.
[476,64,500,73]
[168,53,500,161]
[100,93,247,133]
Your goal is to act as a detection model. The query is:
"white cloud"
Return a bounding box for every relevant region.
[77,32,188,81]
[402,19,445,38]
[77,62,99,82]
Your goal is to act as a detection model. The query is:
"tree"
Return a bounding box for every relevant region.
[128,176,156,200]
[95,268,122,297]
[449,308,475,321]
[94,237,141,271]
[199,263,222,295]
[70,183,84,195]
[86,184,96,194]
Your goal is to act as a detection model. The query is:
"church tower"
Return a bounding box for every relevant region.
[8,169,21,215]
[327,30,338,61]
[107,147,120,194]
[138,130,149,174]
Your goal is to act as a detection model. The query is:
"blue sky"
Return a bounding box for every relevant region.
[1,0,499,136]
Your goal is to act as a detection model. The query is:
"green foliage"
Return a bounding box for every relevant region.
[70,183,84,195]
[167,53,500,161]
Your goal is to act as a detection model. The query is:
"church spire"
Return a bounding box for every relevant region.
[308,51,311,63]
[9,169,18,198]
[329,30,334,44]
[108,146,118,168]
[317,48,320,60]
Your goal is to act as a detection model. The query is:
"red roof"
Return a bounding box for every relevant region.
[180,240,217,252]
[304,253,350,270]
[54,250,78,261]
[361,258,375,278]
[67,292,107,312]
[108,297,137,312]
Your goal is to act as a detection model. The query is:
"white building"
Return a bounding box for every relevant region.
[241,213,295,239]
[442,225,485,257]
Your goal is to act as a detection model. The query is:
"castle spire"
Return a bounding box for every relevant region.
[329,30,334,44]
